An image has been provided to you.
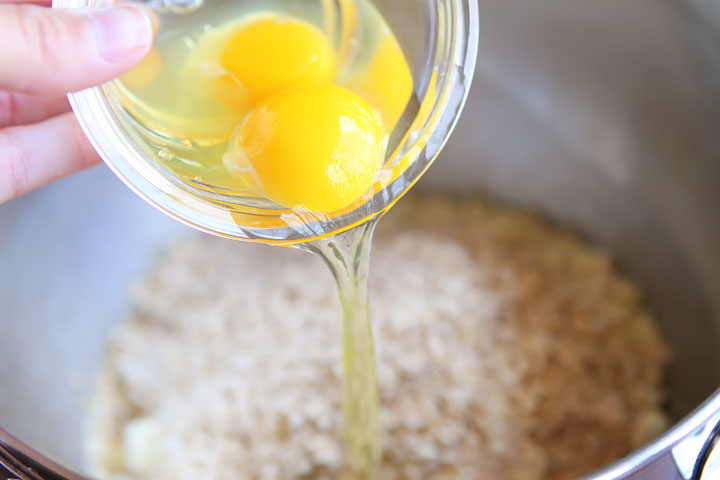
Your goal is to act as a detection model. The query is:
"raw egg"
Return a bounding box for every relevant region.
[224,84,387,213]
[220,16,336,104]
[347,28,413,131]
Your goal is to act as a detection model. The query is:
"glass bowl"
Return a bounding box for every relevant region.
[53,0,479,244]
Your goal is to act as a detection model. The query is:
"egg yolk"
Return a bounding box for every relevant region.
[347,30,413,131]
[220,17,336,104]
[224,84,387,213]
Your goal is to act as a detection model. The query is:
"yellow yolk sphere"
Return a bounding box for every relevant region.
[348,31,413,131]
[224,84,387,213]
[220,17,336,104]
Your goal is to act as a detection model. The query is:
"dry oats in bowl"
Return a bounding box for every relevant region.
[86,196,669,480]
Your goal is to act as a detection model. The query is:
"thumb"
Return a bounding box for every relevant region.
[0,4,154,95]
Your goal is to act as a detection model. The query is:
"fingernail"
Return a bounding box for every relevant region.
[88,6,154,62]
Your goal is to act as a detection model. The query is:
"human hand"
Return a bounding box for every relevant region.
[0,0,154,204]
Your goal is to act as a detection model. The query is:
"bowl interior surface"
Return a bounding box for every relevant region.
[1,0,719,474]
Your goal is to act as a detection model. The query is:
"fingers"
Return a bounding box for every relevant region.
[0,0,53,6]
[0,91,70,128]
[0,4,153,95]
[0,112,101,203]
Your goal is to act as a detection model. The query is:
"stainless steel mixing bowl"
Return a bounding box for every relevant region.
[1,0,719,478]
